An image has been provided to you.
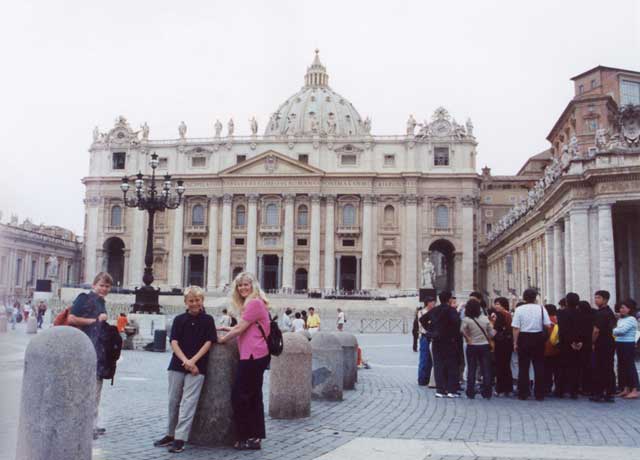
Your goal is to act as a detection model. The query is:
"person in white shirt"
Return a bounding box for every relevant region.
[281,309,293,332]
[336,308,345,331]
[291,312,306,333]
[511,288,552,401]
[218,308,232,328]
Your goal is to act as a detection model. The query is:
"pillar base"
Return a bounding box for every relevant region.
[132,285,161,314]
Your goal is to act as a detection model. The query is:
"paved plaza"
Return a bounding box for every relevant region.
[1,324,640,460]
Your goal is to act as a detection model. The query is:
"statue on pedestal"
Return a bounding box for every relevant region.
[250,116,258,135]
[178,121,187,139]
[421,257,435,289]
[227,118,235,137]
[47,256,59,278]
[214,119,223,137]
[406,115,417,136]
[141,122,149,141]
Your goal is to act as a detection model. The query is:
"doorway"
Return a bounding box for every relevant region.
[104,237,125,287]
[262,254,279,291]
[339,255,358,292]
[295,268,308,292]
[187,254,205,287]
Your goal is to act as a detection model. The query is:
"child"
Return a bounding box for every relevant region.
[154,286,217,453]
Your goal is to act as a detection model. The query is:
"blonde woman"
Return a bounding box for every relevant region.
[218,272,270,450]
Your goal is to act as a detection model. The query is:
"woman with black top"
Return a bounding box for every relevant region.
[490,297,513,396]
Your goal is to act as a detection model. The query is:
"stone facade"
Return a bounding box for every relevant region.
[0,218,82,301]
[83,52,480,296]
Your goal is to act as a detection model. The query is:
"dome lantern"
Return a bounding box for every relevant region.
[304,49,329,88]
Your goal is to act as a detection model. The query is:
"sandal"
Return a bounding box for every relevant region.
[246,438,261,450]
[234,440,248,450]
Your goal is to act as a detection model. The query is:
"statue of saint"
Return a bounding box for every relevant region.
[141,122,149,140]
[214,119,223,137]
[269,112,280,131]
[310,114,319,134]
[406,115,417,135]
[466,118,474,136]
[92,126,100,142]
[47,256,59,278]
[178,121,187,139]
[363,116,372,134]
[421,257,435,289]
[228,118,235,136]
[250,116,258,135]
[326,114,337,135]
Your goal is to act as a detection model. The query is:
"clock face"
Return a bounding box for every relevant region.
[433,120,451,137]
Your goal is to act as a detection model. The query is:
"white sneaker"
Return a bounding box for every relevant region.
[447,393,461,398]
[435,392,447,398]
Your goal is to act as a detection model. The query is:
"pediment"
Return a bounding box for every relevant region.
[219,150,324,176]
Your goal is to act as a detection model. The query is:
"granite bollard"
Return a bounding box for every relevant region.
[190,338,239,447]
[310,332,344,401]
[0,314,7,333]
[332,332,358,390]
[16,326,96,460]
[26,316,38,334]
[269,332,312,418]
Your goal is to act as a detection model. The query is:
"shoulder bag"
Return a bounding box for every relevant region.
[471,317,495,352]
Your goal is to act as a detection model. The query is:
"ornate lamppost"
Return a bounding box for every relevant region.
[120,152,185,313]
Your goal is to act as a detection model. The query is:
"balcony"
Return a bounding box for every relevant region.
[185,224,208,235]
[259,225,281,235]
[431,226,453,235]
[337,225,360,236]
[105,225,124,234]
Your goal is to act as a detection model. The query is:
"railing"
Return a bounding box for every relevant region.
[259,225,281,234]
[185,225,208,234]
[337,225,360,235]
[359,318,408,334]
[142,134,423,146]
[105,225,124,233]
[431,226,453,235]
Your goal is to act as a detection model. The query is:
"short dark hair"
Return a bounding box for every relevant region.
[494,297,509,309]
[438,291,452,304]
[295,312,301,319]
[465,299,482,318]
[308,307,315,312]
[622,298,637,314]
[222,308,228,314]
[544,304,557,317]
[595,290,611,301]
[285,308,292,315]
[558,297,566,308]
[578,300,593,315]
[119,312,127,317]
[516,301,526,308]
[522,288,538,303]
[566,292,580,308]
[469,291,483,301]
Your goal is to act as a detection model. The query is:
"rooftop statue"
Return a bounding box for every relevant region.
[228,118,235,136]
[178,121,187,139]
[406,114,417,136]
[250,116,258,135]
[214,119,223,137]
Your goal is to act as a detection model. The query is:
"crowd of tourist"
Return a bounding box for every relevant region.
[3,298,48,329]
[415,288,639,402]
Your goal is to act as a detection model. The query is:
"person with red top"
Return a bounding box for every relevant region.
[218,272,271,451]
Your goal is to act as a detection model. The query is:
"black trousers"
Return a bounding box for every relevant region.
[616,342,640,390]
[432,339,458,394]
[412,332,419,352]
[466,344,493,398]
[544,354,560,395]
[517,332,545,399]
[494,339,513,394]
[592,344,615,398]
[232,355,270,441]
[558,346,581,396]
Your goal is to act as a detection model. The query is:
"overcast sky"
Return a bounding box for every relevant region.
[0,0,638,235]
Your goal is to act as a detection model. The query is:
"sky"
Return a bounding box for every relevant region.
[0,0,638,235]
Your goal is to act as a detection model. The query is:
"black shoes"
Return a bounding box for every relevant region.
[234,439,261,450]
[153,435,174,447]
[168,440,185,453]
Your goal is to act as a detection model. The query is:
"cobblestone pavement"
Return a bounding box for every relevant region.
[2,325,640,460]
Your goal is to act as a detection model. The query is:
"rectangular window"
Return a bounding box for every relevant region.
[434,147,449,166]
[15,258,22,286]
[486,223,492,233]
[298,154,309,164]
[191,156,206,168]
[112,152,126,170]
[484,196,492,204]
[506,255,513,274]
[587,120,598,132]
[578,84,584,95]
[236,155,246,164]
[158,157,168,169]
[383,154,395,166]
[342,239,355,247]
[591,79,597,89]
[503,184,512,189]
[296,238,308,246]
[234,238,245,246]
[191,238,203,245]
[0,256,6,283]
[485,209,494,217]
[621,80,640,106]
[66,265,72,284]
[30,260,36,285]
[341,154,357,166]
[264,237,278,246]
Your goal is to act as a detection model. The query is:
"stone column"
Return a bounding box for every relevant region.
[219,194,233,287]
[553,222,565,303]
[461,196,475,296]
[323,194,336,292]
[361,194,374,290]
[545,227,555,303]
[402,194,418,290]
[168,202,184,288]
[309,193,322,290]
[598,203,617,305]
[336,255,342,291]
[282,194,295,292]
[206,195,219,291]
[257,254,264,287]
[355,256,361,291]
[245,193,259,276]
[129,207,146,287]
[570,206,590,299]
[563,215,572,292]
[83,197,100,283]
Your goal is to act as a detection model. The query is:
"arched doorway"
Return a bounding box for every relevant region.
[104,237,125,287]
[232,267,243,282]
[295,268,308,292]
[262,254,280,291]
[428,239,455,292]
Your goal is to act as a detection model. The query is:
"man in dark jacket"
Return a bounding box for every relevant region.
[425,291,461,398]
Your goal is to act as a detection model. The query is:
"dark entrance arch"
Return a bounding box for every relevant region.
[262,255,279,291]
[295,268,308,292]
[104,237,125,287]
[339,256,358,292]
[428,239,455,292]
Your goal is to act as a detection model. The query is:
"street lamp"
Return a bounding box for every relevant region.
[121,152,185,313]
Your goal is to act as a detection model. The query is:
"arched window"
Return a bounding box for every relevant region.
[435,205,449,229]
[236,205,246,227]
[384,260,395,283]
[342,204,356,226]
[384,205,395,225]
[192,204,205,225]
[110,205,122,227]
[265,203,279,226]
[297,205,308,228]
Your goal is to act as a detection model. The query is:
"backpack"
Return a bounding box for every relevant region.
[94,322,123,384]
[257,314,284,356]
[53,307,72,326]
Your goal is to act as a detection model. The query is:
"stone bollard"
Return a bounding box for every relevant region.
[269,332,312,419]
[26,316,38,334]
[16,326,96,460]
[0,314,7,333]
[190,339,239,447]
[310,332,344,401]
[332,332,358,390]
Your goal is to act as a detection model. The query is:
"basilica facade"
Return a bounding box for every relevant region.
[83,51,480,295]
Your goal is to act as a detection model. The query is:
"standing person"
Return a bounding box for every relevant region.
[336,308,345,331]
[300,310,308,329]
[67,272,113,439]
[417,296,435,386]
[412,307,420,352]
[556,293,582,398]
[576,301,595,395]
[218,272,271,450]
[490,297,513,396]
[291,312,306,333]
[281,309,293,332]
[306,307,320,335]
[153,286,217,453]
[613,298,639,399]
[23,300,31,322]
[218,308,232,328]
[543,304,560,397]
[512,288,551,401]
[10,302,19,329]
[590,290,616,403]
[116,312,128,341]
[426,291,460,398]
[460,299,493,399]
[36,301,47,328]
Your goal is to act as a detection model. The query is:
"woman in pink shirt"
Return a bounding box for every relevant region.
[218,272,270,450]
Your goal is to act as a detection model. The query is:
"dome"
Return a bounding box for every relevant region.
[264,50,368,137]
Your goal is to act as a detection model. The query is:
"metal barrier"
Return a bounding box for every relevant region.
[359,318,408,334]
